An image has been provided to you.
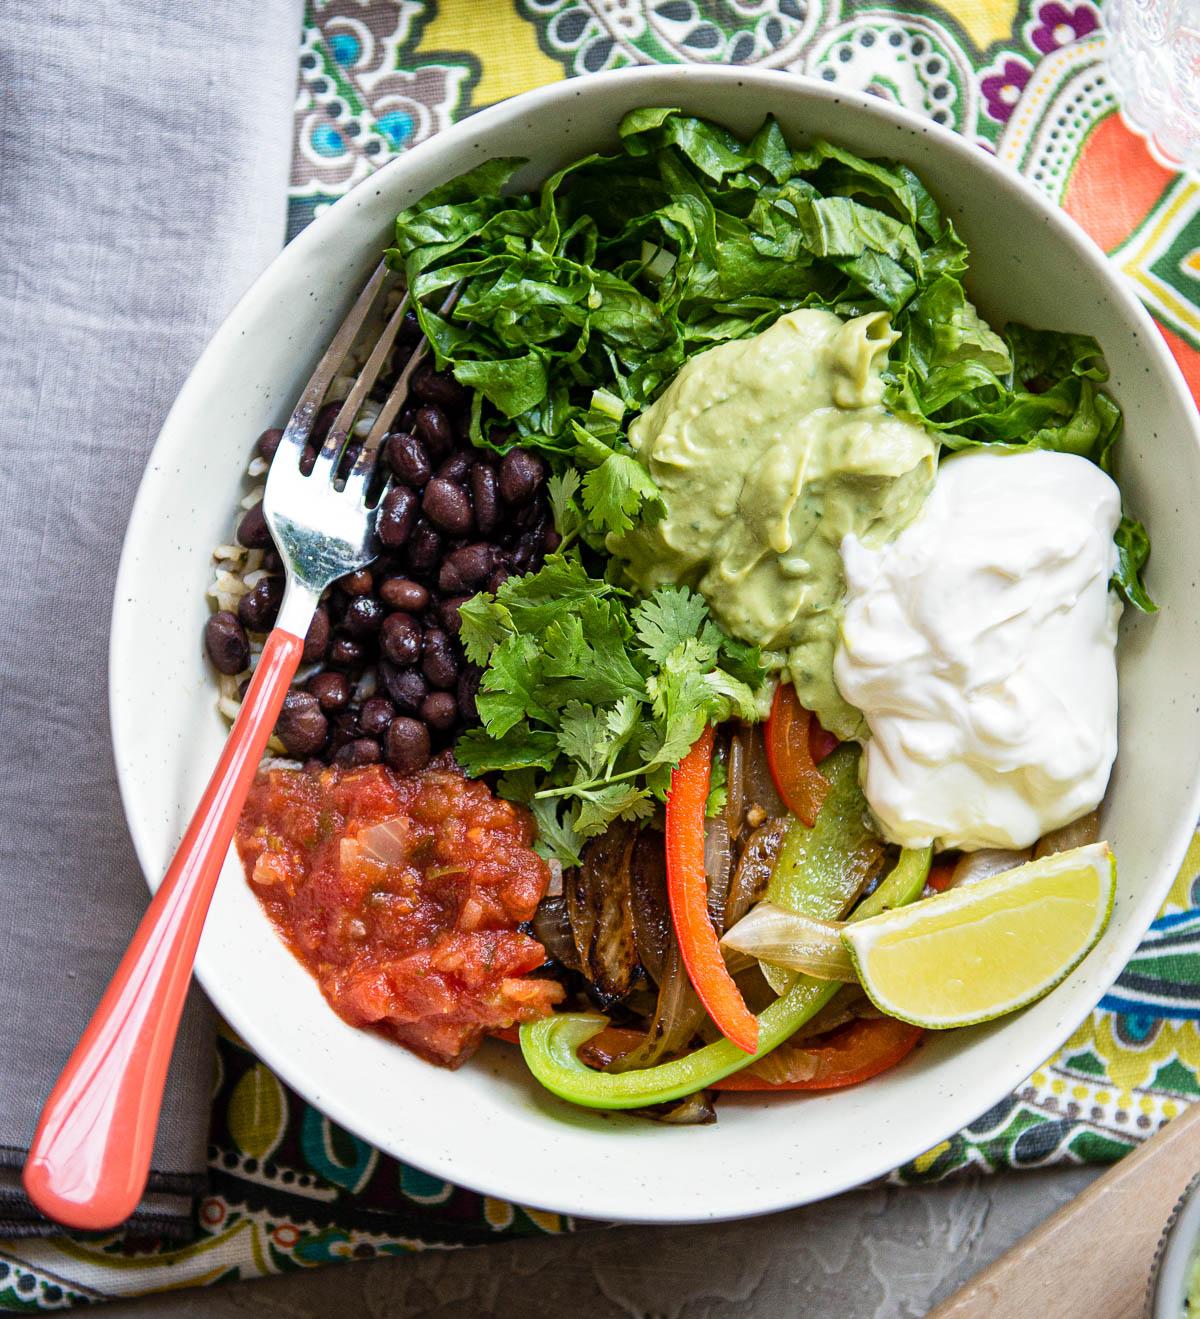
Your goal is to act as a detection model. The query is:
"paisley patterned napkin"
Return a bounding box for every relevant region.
[8,0,1200,1308]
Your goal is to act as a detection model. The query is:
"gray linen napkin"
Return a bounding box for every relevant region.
[0,0,303,1236]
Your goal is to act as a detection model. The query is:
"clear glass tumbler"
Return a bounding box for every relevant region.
[1104,0,1200,172]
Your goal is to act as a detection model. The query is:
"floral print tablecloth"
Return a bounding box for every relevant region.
[7,0,1200,1307]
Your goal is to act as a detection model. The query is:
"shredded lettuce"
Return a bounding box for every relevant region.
[386,108,1150,607]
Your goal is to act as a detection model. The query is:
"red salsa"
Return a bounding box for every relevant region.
[236,757,564,1067]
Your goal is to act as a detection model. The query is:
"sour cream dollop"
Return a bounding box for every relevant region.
[833,449,1123,851]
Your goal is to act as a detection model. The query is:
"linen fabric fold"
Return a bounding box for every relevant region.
[0,0,303,1236]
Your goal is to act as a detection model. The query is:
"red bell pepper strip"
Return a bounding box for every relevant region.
[925,860,957,893]
[712,1016,923,1091]
[766,683,831,827]
[666,726,759,1054]
[809,717,839,765]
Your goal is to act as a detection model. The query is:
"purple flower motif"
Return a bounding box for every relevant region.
[1031,3,1099,55]
[981,59,1033,123]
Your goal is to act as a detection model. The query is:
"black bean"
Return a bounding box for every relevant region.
[379,660,428,713]
[237,576,283,631]
[421,691,458,732]
[338,568,373,596]
[398,308,422,343]
[457,663,482,721]
[380,577,429,612]
[411,367,468,412]
[302,606,331,662]
[439,595,470,635]
[300,445,317,476]
[308,671,351,713]
[544,526,562,553]
[205,611,250,674]
[256,427,284,464]
[422,627,458,690]
[236,502,273,550]
[262,548,283,573]
[342,595,385,637]
[403,520,442,576]
[384,717,431,775]
[328,634,365,668]
[415,405,455,460]
[238,678,251,701]
[499,449,546,506]
[333,738,382,768]
[380,611,423,666]
[377,485,418,548]
[487,566,512,594]
[276,691,327,755]
[470,463,501,535]
[360,695,396,738]
[514,498,544,530]
[439,543,494,594]
[511,533,540,575]
[434,452,471,485]
[327,710,362,753]
[422,478,473,535]
[384,432,431,489]
[312,399,343,446]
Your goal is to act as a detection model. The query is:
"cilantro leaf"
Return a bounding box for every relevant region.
[530,797,585,867]
[540,598,647,705]
[633,586,715,665]
[455,725,559,775]
[547,468,584,545]
[457,594,512,667]
[569,782,656,837]
[580,449,667,535]
[556,701,616,779]
[475,634,549,736]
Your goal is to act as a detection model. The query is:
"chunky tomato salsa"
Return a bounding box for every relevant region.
[236,757,564,1067]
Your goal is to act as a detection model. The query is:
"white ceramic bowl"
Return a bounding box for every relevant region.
[111,67,1200,1224]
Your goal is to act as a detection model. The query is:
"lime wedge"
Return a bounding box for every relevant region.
[841,842,1116,1029]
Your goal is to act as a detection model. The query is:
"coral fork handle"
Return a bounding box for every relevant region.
[23,627,305,1231]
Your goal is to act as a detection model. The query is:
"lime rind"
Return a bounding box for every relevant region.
[841,843,1116,1030]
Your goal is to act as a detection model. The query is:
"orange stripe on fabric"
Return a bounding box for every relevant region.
[1063,112,1174,253]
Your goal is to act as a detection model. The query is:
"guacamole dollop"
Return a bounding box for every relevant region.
[608,309,937,738]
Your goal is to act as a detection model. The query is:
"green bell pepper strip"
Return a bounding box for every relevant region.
[761,742,886,995]
[519,844,933,1110]
[766,744,881,918]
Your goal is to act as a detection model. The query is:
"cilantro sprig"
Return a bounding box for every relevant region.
[456,555,769,865]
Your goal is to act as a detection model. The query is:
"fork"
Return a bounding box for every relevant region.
[23,259,434,1231]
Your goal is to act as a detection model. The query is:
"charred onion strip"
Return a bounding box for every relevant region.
[566,820,639,1000]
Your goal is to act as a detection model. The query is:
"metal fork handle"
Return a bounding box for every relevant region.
[23,585,319,1230]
